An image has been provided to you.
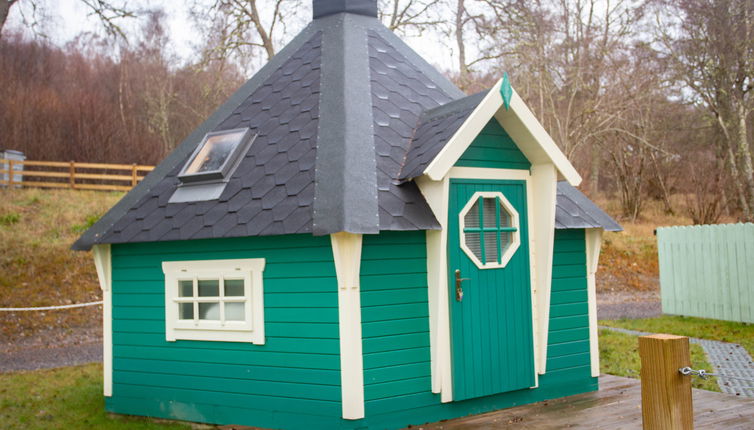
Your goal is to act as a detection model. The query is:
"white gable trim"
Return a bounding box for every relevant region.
[423,79,582,186]
[585,228,603,377]
[330,232,365,419]
[93,244,112,397]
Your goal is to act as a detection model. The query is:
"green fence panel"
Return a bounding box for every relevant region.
[657,223,754,323]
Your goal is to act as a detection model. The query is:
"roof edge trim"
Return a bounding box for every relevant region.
[423,78,582,186]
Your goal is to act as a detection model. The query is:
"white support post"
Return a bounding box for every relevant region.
[585,228,603,377]
[92,244,112,397]
[530,163,557,375]
[416,176,453,403]
[330,232,365,420]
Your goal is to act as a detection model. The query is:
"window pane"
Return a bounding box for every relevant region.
[465,232,482,261]
[464,199,480,228]
[198,279,219,297]
[198,302,220,320]
[184,131,245,174]
[225,302,245,321]
[501,231,512,250]
[483,198,499,228]
[500,204,512,227]
[224,279,245,297]
[179,280,193,297]
[484,231,499,263]
[178,303,194,319]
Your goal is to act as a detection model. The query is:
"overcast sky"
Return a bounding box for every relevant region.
[5,0,457,74]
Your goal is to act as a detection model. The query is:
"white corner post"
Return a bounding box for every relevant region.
[416,176,453,403]
[330,232,365,420]
[92,244,112,397]
[530,163,557,375]
[585,228,603,377]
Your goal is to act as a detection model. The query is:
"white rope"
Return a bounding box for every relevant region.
[0,301,103,311]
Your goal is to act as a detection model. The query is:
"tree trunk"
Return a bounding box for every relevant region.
[589,145,600,195]
[0,0,18,39]
[455,0,468,87]
[736,102,754,221]
[726,144,751,220]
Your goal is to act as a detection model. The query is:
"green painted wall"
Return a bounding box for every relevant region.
[106,229,594,430]
[107,234,346,429]
[455,119,531,170]
[349,229,595,430]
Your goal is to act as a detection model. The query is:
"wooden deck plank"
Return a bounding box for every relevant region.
[413,375,754,429]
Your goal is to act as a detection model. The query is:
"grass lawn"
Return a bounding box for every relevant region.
[601,315,754,357]
[599,329,719,392]
[0,364,196,430]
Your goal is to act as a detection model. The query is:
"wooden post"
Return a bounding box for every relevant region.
[639,334,693,430]
[69,161,76,189]
[131,164,138,187]
[7,159,14,187]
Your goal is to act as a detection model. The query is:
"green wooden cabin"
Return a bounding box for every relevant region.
[75,1,621,428]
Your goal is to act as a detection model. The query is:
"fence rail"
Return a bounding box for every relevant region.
[0,159,154,191]
[657,223,754,324]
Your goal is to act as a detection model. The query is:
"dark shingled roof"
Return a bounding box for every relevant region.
[73,11,464,250]
[555,181,622,231]
[399,91,487,181]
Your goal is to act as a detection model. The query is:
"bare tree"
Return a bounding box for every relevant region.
[656,0,754,220]
[0,0,134,40]
[379,0,443,34]
[193,0,305,69]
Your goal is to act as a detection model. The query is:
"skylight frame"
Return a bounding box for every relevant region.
[177,127,254,184]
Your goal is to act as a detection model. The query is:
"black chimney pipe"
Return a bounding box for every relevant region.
[312,0,378,19]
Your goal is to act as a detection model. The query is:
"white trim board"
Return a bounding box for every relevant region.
[417,167,549,401]
[330,232,365,419]
[424,79,581,186]
[585,228,603,377]
[92,244,112,397]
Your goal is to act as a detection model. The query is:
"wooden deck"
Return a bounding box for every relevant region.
[414,375,754,429]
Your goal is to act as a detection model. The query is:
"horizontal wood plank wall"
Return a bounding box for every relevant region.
[454,119,531,170]
[108,234,347,429]
[360,231,438,415]
[354,230,595,430]
[543,229,593,382]
[658,223,754,323]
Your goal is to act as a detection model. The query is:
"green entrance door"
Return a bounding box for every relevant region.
[447,179,535,401]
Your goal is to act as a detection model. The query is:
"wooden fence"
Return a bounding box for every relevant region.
[0,159,154,192]
[657,223,754,324]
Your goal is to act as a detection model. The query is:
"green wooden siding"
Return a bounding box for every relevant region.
[353,232,595,430]
[107,234,345,429]
[658,223,754,323]
[546,229,592,379]
[106,229,594,430]
[455,119,531,170]
[360,231,439,415]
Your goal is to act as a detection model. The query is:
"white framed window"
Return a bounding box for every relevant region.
[162,258,265,344]
[459,191,521,269]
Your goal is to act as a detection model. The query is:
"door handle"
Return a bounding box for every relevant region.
[455,269,470,302]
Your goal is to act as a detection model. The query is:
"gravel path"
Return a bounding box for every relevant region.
[597,290,662,320]
[602,326,754,398]
[0,342,102,372]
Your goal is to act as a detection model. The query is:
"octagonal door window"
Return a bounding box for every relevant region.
[459,192,521,269]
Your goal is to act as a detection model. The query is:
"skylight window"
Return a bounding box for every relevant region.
[178,128,254,183]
